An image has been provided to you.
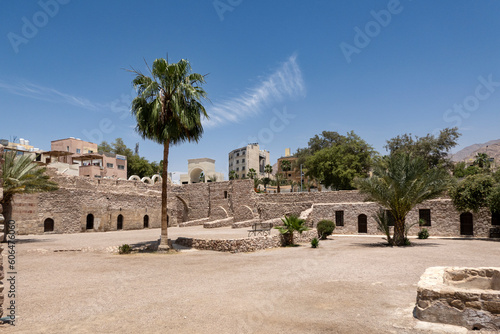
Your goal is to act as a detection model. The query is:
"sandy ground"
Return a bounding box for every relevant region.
[2,227,499,334]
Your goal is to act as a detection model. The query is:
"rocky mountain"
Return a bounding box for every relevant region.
[451,139,500,163]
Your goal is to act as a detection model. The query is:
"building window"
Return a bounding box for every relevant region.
[237,153,240,156]
[224,191,228,199]
[107,163,114,168]
[386,210,395,226]
[236,160,239,164]
[236,167,239,171]
[118,165,125,170]
[335,211,344,227]
[66,146,70,152]
[242,166,245,171]
[76,148,81,153]
[419,209,431,226]
[492,212,500,226]
[242,159,245,163]
[242,151,246,155]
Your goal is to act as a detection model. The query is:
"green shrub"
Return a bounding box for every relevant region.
[119,244,131,254]
[311,238,319,248]
[317,220,335,240]
[418,228,430,239]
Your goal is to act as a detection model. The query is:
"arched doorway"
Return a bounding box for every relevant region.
[143,215,149,228]
[86,214,94,230]
[460,212,473,236]
[190,167,205,183]
[117,214,123,230]
[358,214,367,233]
[44,218,54,232]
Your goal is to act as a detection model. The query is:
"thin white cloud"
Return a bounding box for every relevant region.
[0,80,99,110]
[204,54,305,128]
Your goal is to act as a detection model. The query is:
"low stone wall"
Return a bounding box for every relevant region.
[179,217,211,228]
[415,267,500,331]
[174,229,318,253]
[203,217,234,228]
[232,218,260,228]
[175,235,281,253]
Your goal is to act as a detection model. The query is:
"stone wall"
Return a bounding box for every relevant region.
[9,169,500,238]
[415,267,500,330]
[0,145,4,318]
[174,229,317,253]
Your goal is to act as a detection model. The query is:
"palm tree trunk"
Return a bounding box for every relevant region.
[393,219,405,246]
[159,139,170,250]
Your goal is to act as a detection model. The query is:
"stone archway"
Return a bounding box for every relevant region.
[189,167,205,184]
[117,214,123,230]
[44,218,54,232]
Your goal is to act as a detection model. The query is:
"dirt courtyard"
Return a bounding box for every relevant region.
[2,227,499,333]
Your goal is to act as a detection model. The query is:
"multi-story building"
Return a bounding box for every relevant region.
[228,143,270,179]
[277,148,301,183]
[49,138,127,179]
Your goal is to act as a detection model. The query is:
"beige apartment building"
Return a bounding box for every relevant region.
[228,143,270,179]
[49,138,127,179]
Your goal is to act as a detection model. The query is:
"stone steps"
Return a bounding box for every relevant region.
[179,217,211,228]
[232,218,261,229]
[203,217,234,229]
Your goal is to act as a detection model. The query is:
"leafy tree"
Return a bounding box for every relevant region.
[199,172,205,183]
[1,152,58,241]
[229,170,237,180]
[317,220,335,240]
[488,184,500,214]
[130,58,208,250]
[98,141,113,153]
[384,127,460,170]
[274,215,309,246]
[449,174,495,213]
[295,131,346,166]
[305,131,374,190]
[355,153,450,246]
[247,168,256,179]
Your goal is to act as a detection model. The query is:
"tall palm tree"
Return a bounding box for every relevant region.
[355,153,449,246]
[263,164,273,192]
[130,58,208,250]
[1,151,58,241]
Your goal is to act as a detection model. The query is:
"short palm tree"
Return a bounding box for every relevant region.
[247,168,256,179]
[355,153,449,246]
[275,214,310,246]
[130,58,208,250]
[229,170,237,180]
[1,152,58,241]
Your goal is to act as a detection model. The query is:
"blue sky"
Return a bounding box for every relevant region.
[2,0,500,178]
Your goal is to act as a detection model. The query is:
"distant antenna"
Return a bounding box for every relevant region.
[135,143,139,155]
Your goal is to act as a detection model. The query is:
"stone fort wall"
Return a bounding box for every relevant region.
[8,170,498,238]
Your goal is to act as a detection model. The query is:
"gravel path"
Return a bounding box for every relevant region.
[2,228,499,333]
